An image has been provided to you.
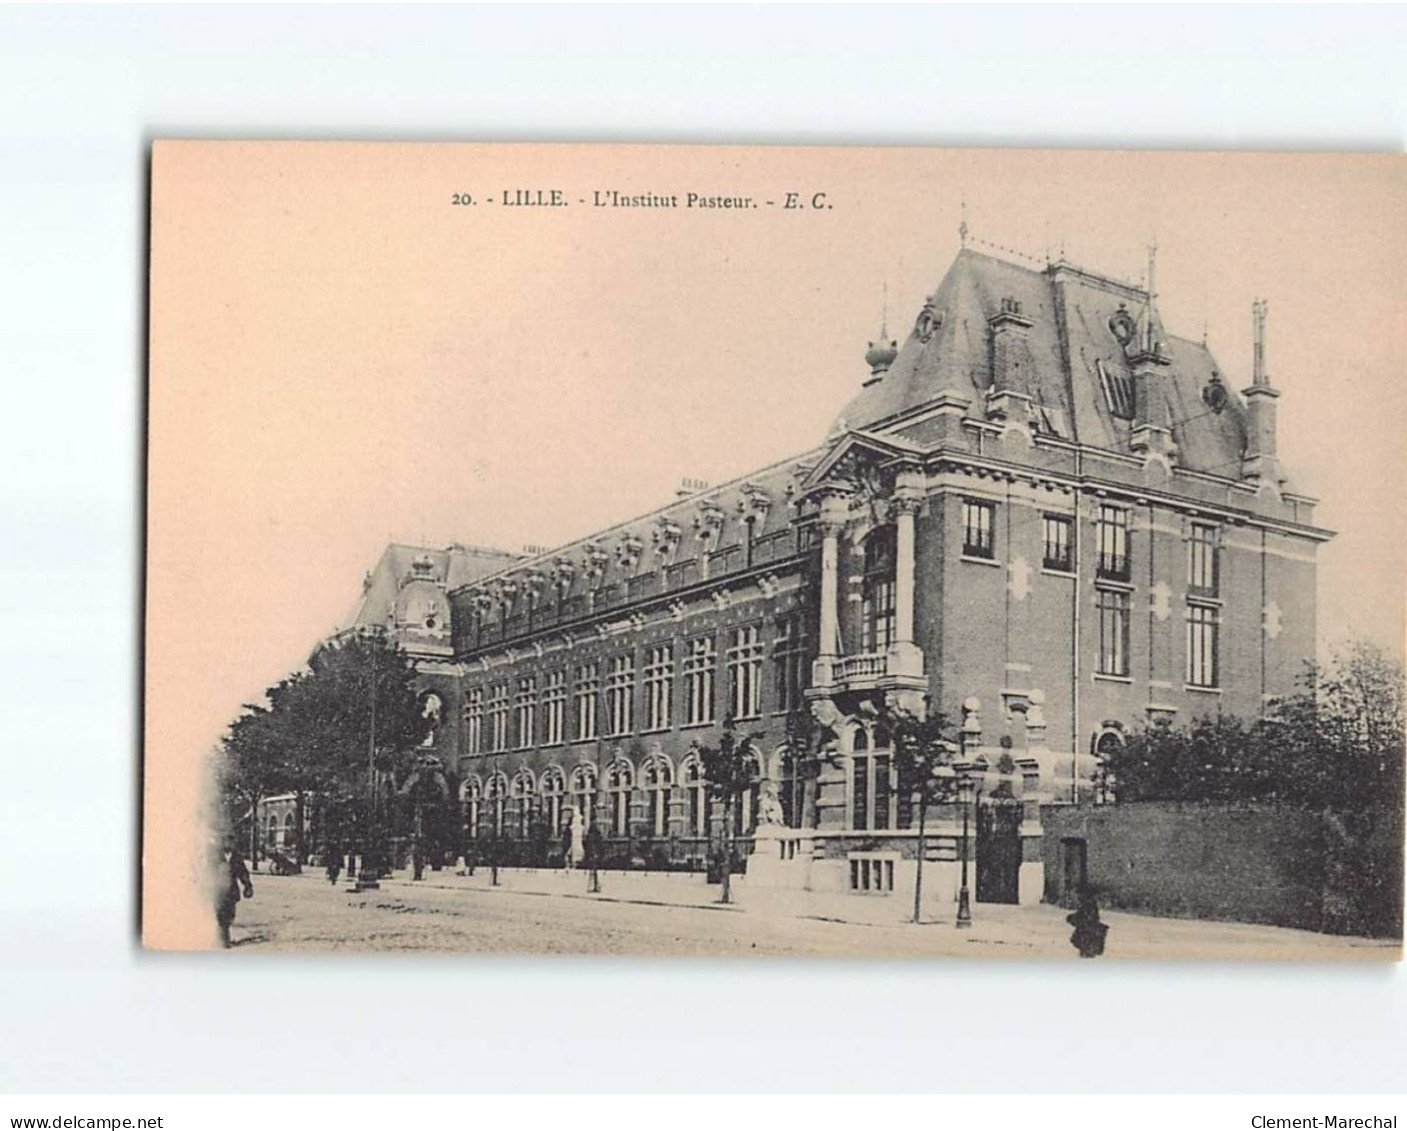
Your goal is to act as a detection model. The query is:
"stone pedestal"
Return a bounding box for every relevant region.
[747,824,811,889]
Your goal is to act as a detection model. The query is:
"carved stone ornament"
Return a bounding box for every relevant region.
[738,483,772,523]
[694,504,726,543]
[616,535,644,569]
[915,295,942,344]
[1109,303,1137,348]
[581,543,610,579]
[652,518,682,556]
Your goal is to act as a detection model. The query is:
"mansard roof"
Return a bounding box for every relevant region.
[345,542,524,628]
[833,248,1260,481]
[449,449,826,598]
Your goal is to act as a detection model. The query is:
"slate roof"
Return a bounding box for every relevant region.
[447,449,827,598]
[834,249,1259,480]
[351,248,1297,620]
[345,542,524,628]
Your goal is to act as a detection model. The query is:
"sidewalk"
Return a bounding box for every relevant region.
[351,863,1399,960]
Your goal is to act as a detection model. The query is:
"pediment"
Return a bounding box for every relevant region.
[799,430,925,497]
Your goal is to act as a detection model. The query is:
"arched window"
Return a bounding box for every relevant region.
[540,766,567,834]
[570,763,598,830]
[861,527,897,654]
[511,768,536,839]
[266,811,280,849]
[282,812,296,851]
[1094,728,1124,804]
[459,777,482,841]
[642,754,674,837]
[607,758,634,837]
[681,753,707,837]
[485,772,508,838]
[850,725,896,831]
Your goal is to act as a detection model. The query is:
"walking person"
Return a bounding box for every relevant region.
[214,842,254,948]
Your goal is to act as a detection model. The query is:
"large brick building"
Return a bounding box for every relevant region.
[340,243,1330,905]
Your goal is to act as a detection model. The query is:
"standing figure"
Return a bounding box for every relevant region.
[215,845,254,948]
[325,841,342,886]
[565,806,585,871]
[1066,885,1108,958]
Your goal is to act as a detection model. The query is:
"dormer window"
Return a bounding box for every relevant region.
[1096,359,1136,420]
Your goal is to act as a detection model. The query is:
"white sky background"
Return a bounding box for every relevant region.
[1,2,1404,1096]
[151,144,1403,741]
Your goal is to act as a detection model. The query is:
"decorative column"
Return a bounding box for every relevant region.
[887,468,925,682]
[811,485,850,689]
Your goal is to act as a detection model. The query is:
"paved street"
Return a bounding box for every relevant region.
[224,867,1399,959]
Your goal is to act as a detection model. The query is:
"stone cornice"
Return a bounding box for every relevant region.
[455,553,808,666]
[920,448,1334,544]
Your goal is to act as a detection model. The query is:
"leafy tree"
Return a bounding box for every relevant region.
[219,703,295,870]
[777,705,825,829]
[1097,642,1403,937]
[697,716,763,904]
[879,700,958,923]
[218,629,431,875]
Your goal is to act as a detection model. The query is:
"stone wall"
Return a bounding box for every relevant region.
[1040,801,1403,938]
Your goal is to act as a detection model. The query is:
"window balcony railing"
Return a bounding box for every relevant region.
[665,558,700,590]
[707,544,743,575]
[832,652,888,683]
[627,573,659,601]
[751,529,798,566]
[1096,553,1131,582]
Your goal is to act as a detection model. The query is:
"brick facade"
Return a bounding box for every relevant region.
[339,246,1330,903]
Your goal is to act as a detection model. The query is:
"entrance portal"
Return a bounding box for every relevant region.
[975,799,1022,904]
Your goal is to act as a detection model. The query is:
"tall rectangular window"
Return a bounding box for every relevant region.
[1188,522,1219,597]
[727,625,764,720]
[643,644,673,732]
[464,688,484,755]
[542,668,566,745]
[683,635,716,726]
[486,682,510,753]
[605,652,635,737]
[1187,604,1220,688]
[1096,505,1130,581]
[773,613,808,714]
[573,662,599,742]
[514,676,536,750]
[852,752,894,831]
[1042,514,1074,572]
[961,499,995,559]
[1096,589,1130,677]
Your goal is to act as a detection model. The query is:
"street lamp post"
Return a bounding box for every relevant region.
[954,701,982,928]
[955,774,973,928]
[357,627,382,891]
[588,736,603,894]
[491,750,502,886]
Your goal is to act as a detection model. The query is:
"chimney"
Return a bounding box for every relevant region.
[1241,298,1281,482]
[985,297,1035,425]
